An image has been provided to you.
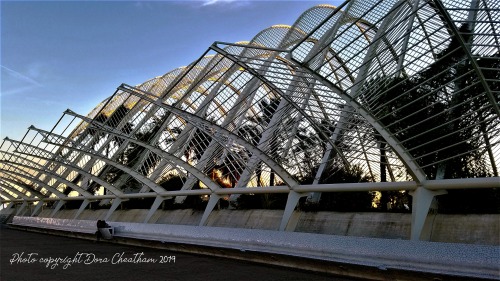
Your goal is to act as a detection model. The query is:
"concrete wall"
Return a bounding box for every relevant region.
[429,214,500,245]
[36,208,499,245]
[295,212,412,239]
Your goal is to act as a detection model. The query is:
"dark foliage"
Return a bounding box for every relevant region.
[438,188,500,214]
[62,200,84,209]
[121,197,156,209]
[235,193,288,210]
[159,176,208,210]
[297,165,376,212]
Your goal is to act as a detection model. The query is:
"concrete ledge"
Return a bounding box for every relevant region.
[36,209,500,245]
[12,216,96,234]
[10,216,500,280]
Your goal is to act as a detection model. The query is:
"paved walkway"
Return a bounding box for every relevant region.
[0,226,351,281]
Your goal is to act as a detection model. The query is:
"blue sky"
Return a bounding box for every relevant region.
[1,0,342,141]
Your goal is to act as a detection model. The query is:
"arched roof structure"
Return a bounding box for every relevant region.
[1,0,499,240]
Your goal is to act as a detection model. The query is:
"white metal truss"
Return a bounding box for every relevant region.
[1,0,498,241]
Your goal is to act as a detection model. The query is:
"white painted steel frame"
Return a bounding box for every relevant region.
[1,0,498,241]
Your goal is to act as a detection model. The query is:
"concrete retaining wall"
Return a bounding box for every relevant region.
[295,212,412,239]
[36,208,499,245]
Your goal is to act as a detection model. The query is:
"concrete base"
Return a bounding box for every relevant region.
[36,208,500,245]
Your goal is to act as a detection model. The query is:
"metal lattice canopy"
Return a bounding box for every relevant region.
[1,0,499,240]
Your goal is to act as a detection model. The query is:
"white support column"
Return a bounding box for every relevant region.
[49,200,66,218]
[148,76,260,189]
[74,199,91,219]
[199,194,222,226]
[104,198,122,221]
[31,200,45,217]
[125,85,300,193]
[144,195,164,223]
[28,203,33,217]
[162,65,246,161]
[6,202,14,210]
[232,95,291,191]
[229,74,311,194]
[307,108,352,203]
[279,191,306,231]
[281,90,313,158]
[396,0,421,76]
[410,186,446,240]
[16,201,28,216]
[466,0,480,31]
[129,58,245,190]
[172,78,270,203]
[165,44,293,202]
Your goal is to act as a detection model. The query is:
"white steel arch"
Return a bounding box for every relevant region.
[1,0,498,241]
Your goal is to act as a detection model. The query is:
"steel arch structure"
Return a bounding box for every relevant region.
[1,0,499,240]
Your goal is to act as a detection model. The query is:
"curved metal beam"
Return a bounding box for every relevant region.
[0,167,68,198]
[211,44,353,171]
[2,140,124,197]
[0,160,94,200]
[0,187,18,201]
[42,141,169,195]
[0,151,88,197]
[0,176,44,199]
[431,0,500,117]
[59,114,222,192]
[120,84,300,188]
[0,181,33,200]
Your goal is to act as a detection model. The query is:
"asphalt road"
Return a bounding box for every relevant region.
[0,226,354,281]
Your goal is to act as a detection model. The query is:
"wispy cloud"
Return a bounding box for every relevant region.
[170,0,251,10]
[1,65,43,87]
[133,1,154,9]
[202,0,232,6]
[201,0,250,7]
[1,65,44,97]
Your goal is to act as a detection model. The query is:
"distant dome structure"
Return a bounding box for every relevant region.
[1,0,498,240]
